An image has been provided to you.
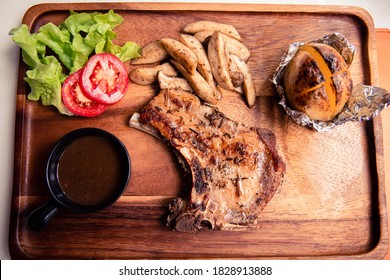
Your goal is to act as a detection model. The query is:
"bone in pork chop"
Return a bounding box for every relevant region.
[137,89,286,233]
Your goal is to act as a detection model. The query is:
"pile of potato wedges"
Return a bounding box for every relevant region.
[129,20,256,108]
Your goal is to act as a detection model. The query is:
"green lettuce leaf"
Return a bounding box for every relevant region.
[85,23,116,54]
[9,25,43,68]
[36,23,74,70]
[92,9,123,29]
[62,11,97,36]
[25,56,72,115]
[69,33,92,73]
[114,41,143,62]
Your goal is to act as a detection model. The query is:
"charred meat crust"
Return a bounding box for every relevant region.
[191,158,209,195]
[253,127,286,173]
[139,89,285,233]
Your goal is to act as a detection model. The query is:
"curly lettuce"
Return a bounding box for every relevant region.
[9,10,141,115]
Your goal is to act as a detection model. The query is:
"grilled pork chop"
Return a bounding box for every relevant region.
[136,89,285,233]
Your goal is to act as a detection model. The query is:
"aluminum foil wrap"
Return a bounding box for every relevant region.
[272,33,390,132]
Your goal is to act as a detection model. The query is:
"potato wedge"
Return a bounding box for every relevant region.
[131,40,169,65]
[183,20,242,42]
[160,38,198,75]
[129,62,177,85]
[195,31,250,62]
[193,31,213,43]
[230,54,256,107]
[208,31,234,91]
[170,59,218,104]
[179,34,221,99]
[179,34,213,84]
[226,46,244,88]
[223,35,251,62]
[158,70,193,92]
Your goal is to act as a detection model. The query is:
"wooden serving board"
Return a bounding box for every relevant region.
[9,2,388,259]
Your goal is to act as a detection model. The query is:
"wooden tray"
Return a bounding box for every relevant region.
[9,2,388,259]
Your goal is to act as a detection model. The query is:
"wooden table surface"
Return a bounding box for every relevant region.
[376,29,390,260]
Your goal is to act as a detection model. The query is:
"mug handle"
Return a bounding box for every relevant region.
[27,199,59,231]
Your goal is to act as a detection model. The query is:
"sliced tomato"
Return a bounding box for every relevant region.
[80,53,129,105]
[61,70,107,117]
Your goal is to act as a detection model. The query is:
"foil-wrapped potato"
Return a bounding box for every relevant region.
[283,43,353,121]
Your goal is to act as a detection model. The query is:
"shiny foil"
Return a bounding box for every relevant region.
[272,33,390,132]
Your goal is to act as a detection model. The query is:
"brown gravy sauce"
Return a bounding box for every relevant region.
[57,136,123,206]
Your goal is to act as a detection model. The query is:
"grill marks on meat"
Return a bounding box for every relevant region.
[138,89,286,233]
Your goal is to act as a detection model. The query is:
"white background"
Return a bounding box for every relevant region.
[1,0,390,261]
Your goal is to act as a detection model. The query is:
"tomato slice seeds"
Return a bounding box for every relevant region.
[61,70,108,117]
[80,53,129,105]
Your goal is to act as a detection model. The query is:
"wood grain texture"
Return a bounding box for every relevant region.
[9,2,388,259]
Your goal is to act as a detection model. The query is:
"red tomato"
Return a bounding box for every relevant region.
[80,53,129,105]
[61,70,107,117]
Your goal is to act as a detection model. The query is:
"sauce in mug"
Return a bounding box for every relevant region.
[57,135,124,206]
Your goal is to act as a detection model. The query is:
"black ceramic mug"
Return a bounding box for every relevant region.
[27,127,131,231]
